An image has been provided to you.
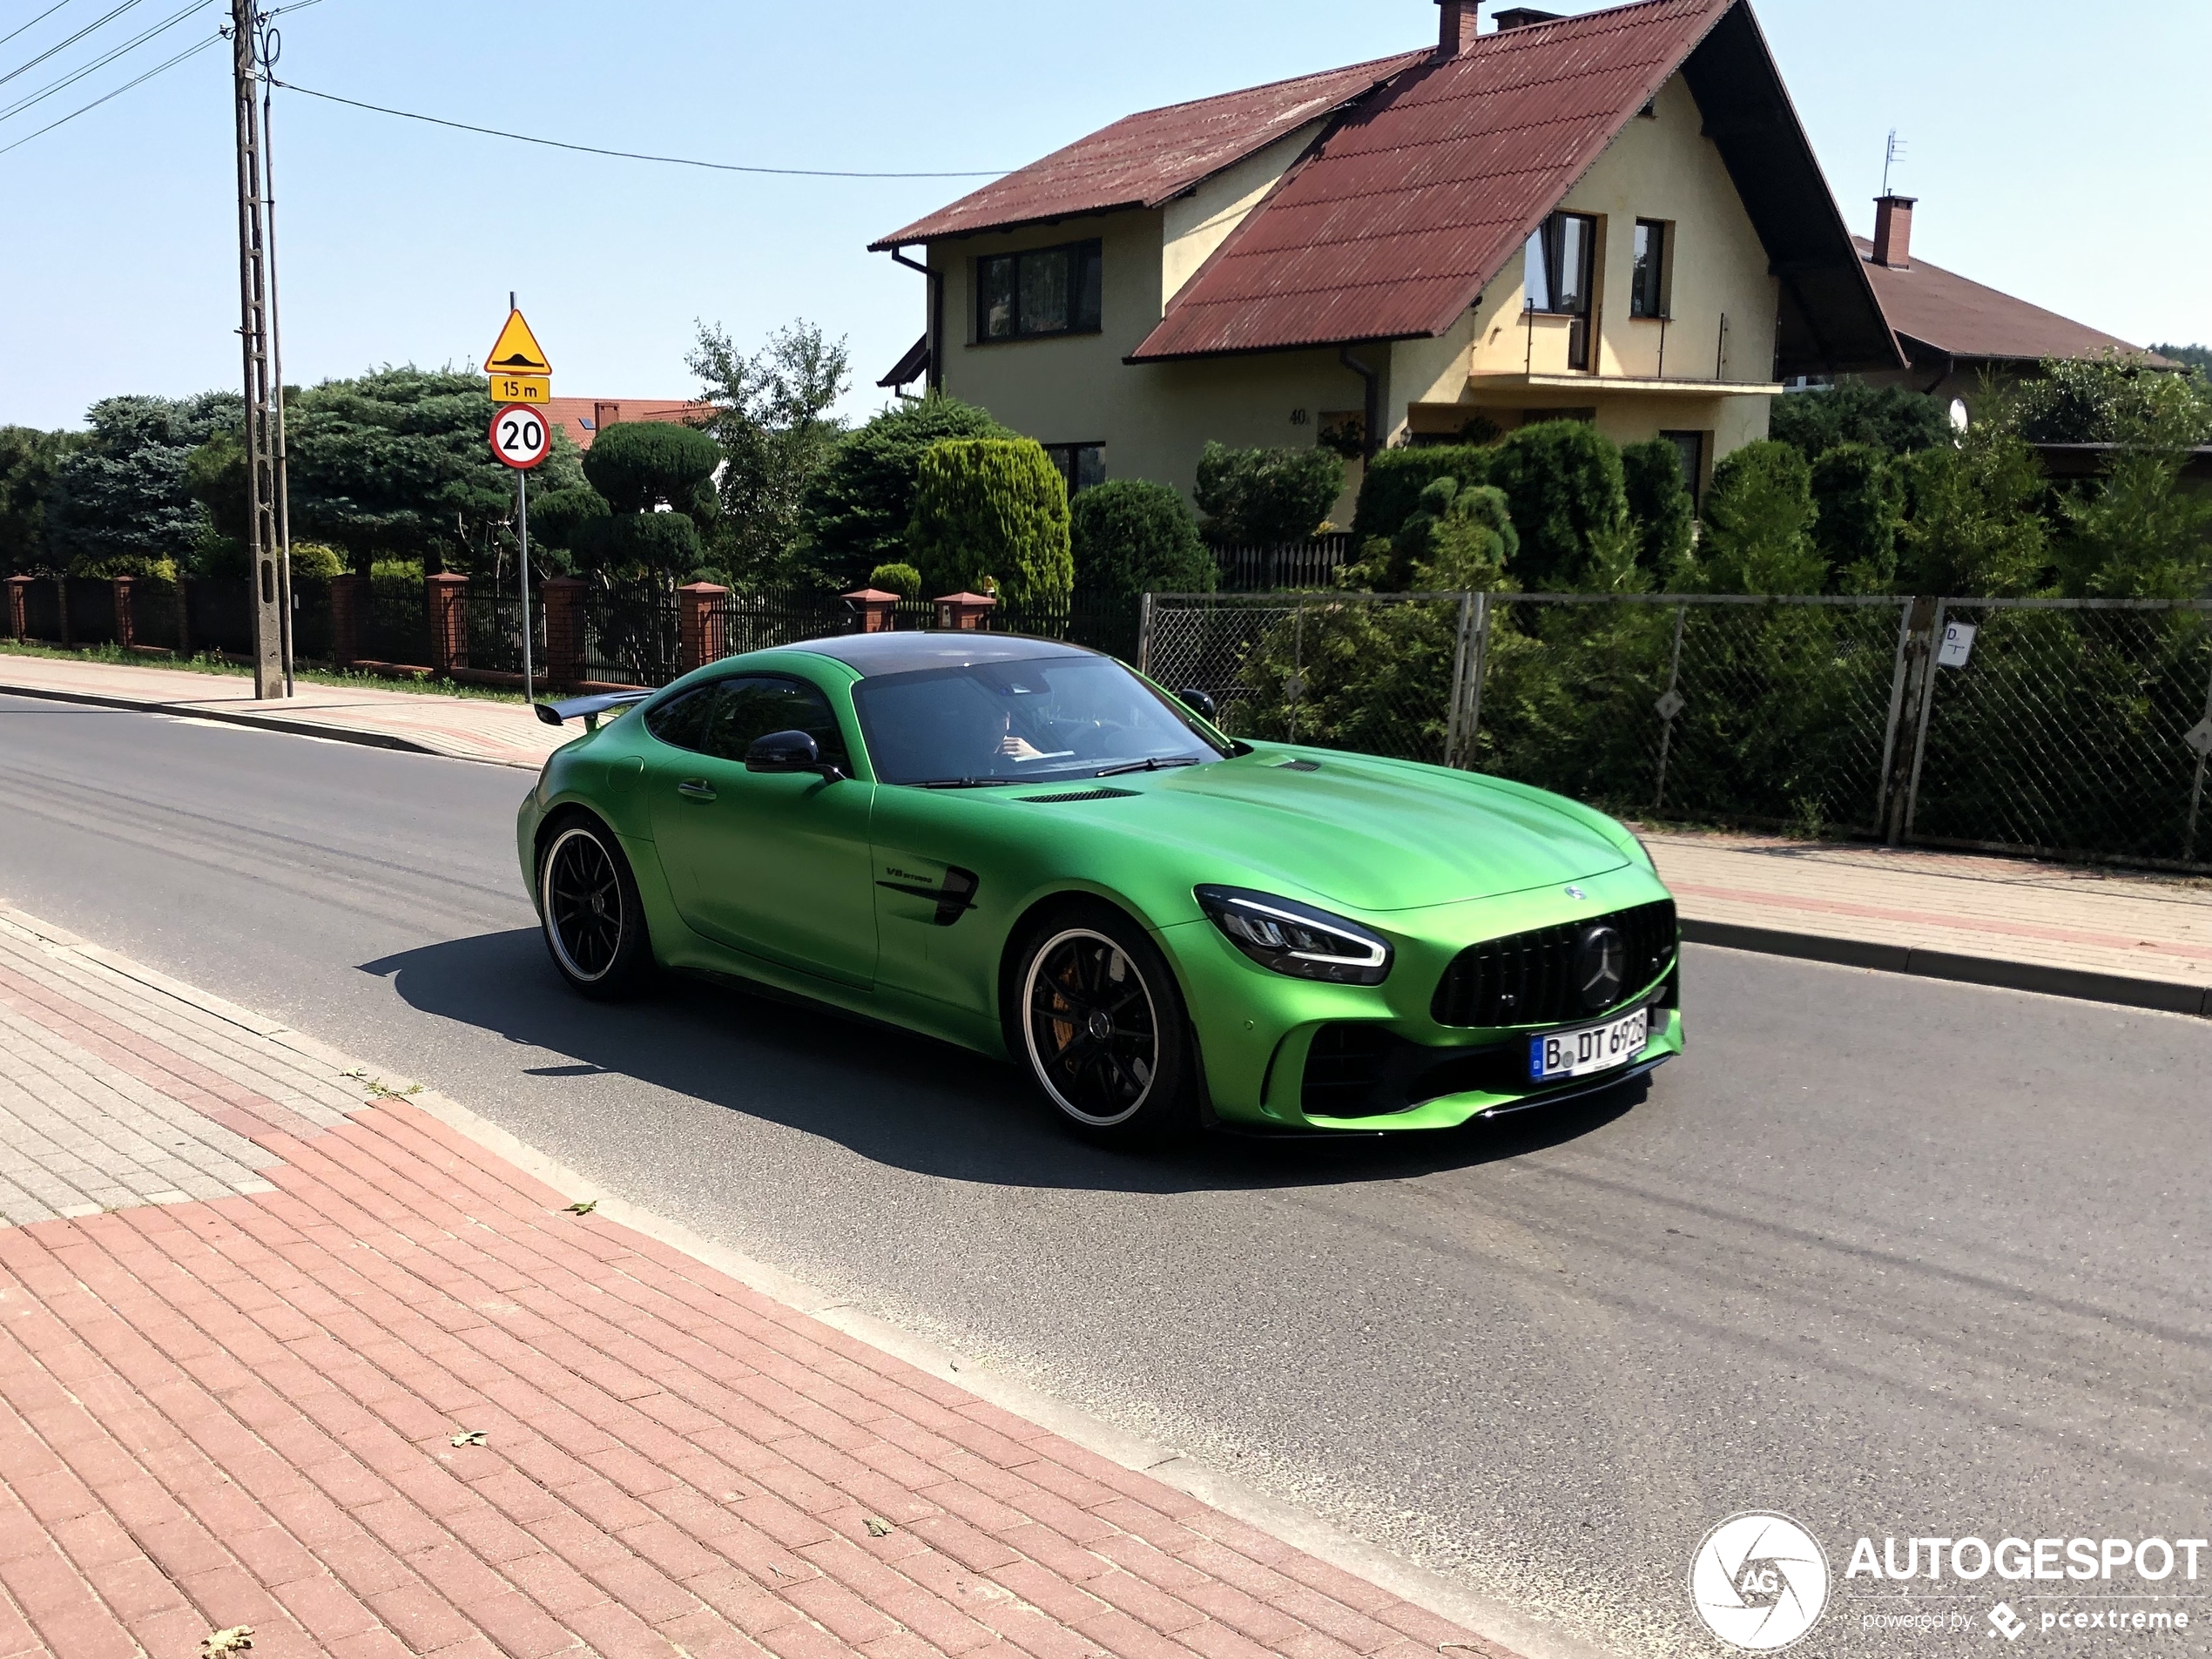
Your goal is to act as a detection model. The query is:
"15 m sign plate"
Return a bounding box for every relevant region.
[1530,1008,1649,1082]
[490,404,552,469]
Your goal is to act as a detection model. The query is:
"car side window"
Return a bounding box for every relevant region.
[643,685,716,752]
[697,677,851,771]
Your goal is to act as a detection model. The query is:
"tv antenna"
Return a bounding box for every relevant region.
[1883,129,1907,195]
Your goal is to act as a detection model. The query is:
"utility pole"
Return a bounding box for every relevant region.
[228,0,287,699]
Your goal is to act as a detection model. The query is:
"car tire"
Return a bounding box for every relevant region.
[1009,903,1197,1149]
[537,816,654,1000]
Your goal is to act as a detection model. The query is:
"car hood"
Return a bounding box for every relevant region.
[1061,753,1630,913]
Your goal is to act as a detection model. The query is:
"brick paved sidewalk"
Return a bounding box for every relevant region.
[0,653,558,770]
[0,901,1508,1659]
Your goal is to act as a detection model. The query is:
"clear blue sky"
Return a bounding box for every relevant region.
[3,0,2204,432]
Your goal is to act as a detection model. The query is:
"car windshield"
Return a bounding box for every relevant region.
[851,656,1228,786]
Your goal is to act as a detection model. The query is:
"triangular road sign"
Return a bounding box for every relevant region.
[485,309,551,377]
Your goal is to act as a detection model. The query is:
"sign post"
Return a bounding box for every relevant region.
[486,305,553,704]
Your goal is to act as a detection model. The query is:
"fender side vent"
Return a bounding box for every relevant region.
[1020,787,1140,803]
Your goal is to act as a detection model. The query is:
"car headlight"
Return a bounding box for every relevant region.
[1193,886,1393,986]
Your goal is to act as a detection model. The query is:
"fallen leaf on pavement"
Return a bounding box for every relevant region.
[565,1199,598,1216]
[450,1429,487,1447]
[202,1629,253,1656]
[865,1517,894,1537]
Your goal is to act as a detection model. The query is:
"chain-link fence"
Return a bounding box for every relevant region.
[1143,591,2212,869]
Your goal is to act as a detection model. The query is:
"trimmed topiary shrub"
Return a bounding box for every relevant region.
[907,439,1073,603]
[867,561,921,598]
[1810,443,1904,593]
[1485,421,1630,591]
[570,511,703,584]
[803,395,1012,582]
[529,486,610,553]
[1620,438,1695,577]
[1192,442,1345,544]
[582,422,721,516]
[1069,478,1214,598]
[1696,440,1823,593]
[1348,445,1492,543]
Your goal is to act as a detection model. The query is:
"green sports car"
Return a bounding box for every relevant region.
[517,631,1683,1145]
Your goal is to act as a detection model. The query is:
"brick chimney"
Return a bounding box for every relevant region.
[1871,195,1916,268]
[1435,0,1480,57]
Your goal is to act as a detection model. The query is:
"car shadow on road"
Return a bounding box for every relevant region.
[360,928,1647,1197]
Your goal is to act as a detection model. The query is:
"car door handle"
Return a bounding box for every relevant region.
[677,779,716,802]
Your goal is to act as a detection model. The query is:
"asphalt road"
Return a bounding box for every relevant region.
[3,691,2207,1659]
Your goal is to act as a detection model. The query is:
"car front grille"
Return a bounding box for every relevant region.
[1431,900,1678,1028]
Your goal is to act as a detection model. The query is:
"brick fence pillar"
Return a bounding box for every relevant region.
[328,573,365,667]
[678,582,729,673]
[426,571,468,675]
[934,590,997,631]
[842,588,900,634]
[3,576,29,642]
[111,576,138,651]
[542,577,586,686]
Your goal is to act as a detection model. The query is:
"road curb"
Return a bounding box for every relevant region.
[0,676,538,768]
[1682,917,2212,1018]
[5,901,1613,1659]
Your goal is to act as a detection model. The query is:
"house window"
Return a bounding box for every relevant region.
[1662,429,1707,506]
[976,241,1103,341]
[1631,220,1669,319]
[1523,212,1597,370]
[1042,442,1105,496]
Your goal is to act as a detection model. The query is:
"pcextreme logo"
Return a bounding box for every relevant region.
[1689,1513,1832,1651]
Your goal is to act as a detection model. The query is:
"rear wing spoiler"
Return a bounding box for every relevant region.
[534,691,652,732]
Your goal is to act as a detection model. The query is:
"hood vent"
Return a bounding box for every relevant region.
[1275,759,1322,772]
[1019,786,1141,804]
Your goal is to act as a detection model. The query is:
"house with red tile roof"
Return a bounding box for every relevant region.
[873,0,1899,513]
[544,397,711,452]
[1849,193,2171,415]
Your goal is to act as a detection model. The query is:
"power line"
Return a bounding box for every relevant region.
[0,0,147,87]
[272,79,1005,179]
[0,0,209,120]
[0,24,214,153]
[0,0,80,52]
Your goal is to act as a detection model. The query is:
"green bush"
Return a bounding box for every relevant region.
[583,422,720,516]
[1696,441,1824,593]
[1621,439,1695,577]
[571,511,703,583]
[1770,379,1954,460]
[1069,478,1214,598]
[907,439,1073,603]
[867,561,922,598]
[1809,444,1903,592]
[1344,477,1517,592]
[1485,421,1630,590]
[1349,445,1492,543]
[1192,442,1345,544]
[1892,426,2049,597]
[529,486,610,552]
[803,395,1011,582]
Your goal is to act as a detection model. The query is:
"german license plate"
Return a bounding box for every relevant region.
[1529,1008,1649,1082]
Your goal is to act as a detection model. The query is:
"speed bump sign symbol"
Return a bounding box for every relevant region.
[1688,1513,1830,1651]
[490,405,551,470]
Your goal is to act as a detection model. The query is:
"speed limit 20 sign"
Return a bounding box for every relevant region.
[490,404,552,470]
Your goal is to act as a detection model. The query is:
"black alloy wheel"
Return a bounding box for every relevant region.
[539,821,651,997]
[1015,909,1195,1144]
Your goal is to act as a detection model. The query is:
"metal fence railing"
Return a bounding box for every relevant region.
[1210,536,1355,593]
[1142,591,2212,870]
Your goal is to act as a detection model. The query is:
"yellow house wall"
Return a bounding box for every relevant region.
[933,204,1374,522]
[1162,122,1325,305]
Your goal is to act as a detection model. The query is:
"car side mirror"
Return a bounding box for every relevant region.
[1177,687,1219,722]
[745,729,843,779]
